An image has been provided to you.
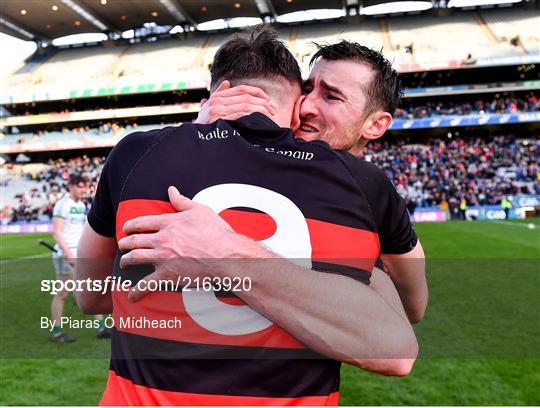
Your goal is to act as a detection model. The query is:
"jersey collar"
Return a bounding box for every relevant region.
[233,112,281,130]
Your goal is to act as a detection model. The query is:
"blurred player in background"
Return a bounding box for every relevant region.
[50,174,110,342]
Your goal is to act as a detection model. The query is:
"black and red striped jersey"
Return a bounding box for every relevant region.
[88,113,417,406]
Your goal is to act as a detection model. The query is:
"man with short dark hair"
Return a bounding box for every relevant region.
[77,28,417,405]
[208,29,300,128]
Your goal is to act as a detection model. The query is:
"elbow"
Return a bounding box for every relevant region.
[387,358,416,377]
[387,336,419,377]
[352,337,419,377]
[351,357,417,377]
[397,331,419,375]
[408,310,425,325]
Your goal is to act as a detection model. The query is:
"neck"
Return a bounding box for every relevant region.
[350,138,369,156]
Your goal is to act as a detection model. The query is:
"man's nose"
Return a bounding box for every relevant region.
[299,92,318,118]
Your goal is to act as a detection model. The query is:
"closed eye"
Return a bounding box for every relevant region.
[326,94,341,101]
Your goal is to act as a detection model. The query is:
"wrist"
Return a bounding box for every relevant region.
[212,232,277,278]
[231,233,274,258]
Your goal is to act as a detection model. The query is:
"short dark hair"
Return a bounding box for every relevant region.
[68,175,85,186]
[210,26,302,91]
[310,41,402,114]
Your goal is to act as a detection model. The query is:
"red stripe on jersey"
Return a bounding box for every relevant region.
[116,200,176,240]
[114,199,378,346]
[100,371,340,406]
[117,199,380,262]
[306,218,379,271]
[112,289,304,348]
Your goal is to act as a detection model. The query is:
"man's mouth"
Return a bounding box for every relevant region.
[297,124,318,133]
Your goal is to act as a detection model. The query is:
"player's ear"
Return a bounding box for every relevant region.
[290,95,304,131]
[362,111,392,141]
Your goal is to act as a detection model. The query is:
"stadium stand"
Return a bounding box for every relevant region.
[293,20,385,70]
[1,93,536,149]
[386,12,517,64]
[481,9,540,55]
[14,49,56,75]
[2,131,538,225]
[360,134,539,209]
[15,46,127,96]
[1,156,105,224]
[0,133,30,146]
[111,36,208,83]
[394,92,539,119]
[1,8,538,101]
[1,2,539,226]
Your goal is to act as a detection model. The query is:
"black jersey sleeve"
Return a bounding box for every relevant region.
[375,175,418,254]
[87,128,168,237]
[340,155,418,254]
[87,157,114,237]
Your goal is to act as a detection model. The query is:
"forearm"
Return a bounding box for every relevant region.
[381,242,428,324]
[214,237,418,375]
[388,275,427,324]
[74,222,116,314]
[74,258,114,314]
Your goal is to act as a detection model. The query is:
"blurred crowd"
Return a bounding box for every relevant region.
[359,134,539,214]
[8,121,139,144]
[1,156,105,225]
[2,134,539,225]
[395,93,538,119]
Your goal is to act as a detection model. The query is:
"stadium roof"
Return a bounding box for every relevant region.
[0,0,349,41]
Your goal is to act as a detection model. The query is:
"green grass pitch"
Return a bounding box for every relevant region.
[1,220,539,405]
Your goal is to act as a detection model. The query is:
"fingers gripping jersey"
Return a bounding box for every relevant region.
[88,113,416,406]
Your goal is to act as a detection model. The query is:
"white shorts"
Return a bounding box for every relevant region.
[52,255,75,277]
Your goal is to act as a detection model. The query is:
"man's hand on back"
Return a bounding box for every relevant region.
[195,81,275,124]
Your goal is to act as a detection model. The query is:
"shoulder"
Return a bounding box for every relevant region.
[110,126,176,157]
[110,124,209,159]
[333,151,393,192]
[104,126,184,179]
[53,195,69,215]
[54,194,69,207]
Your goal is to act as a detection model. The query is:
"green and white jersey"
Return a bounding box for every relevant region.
[52,194,86,256]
